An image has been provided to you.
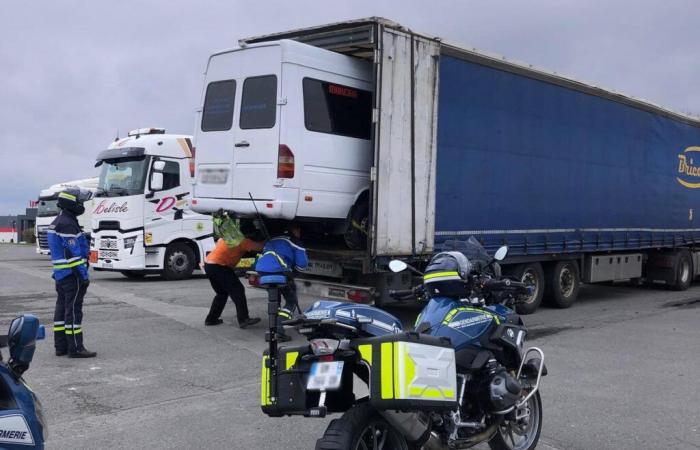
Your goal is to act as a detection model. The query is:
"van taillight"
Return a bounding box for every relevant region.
[277,145,295,179]
[189,147,196,178]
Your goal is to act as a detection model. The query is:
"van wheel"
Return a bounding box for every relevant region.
[162,243,195,280]
[544,261,579,308]
[344,201,369,250]
[508,263,544,315]
[671,250,692,291]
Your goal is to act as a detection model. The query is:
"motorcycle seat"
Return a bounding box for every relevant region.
[259,274,288,287]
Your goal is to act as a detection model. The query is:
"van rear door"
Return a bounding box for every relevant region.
[195,44,281,202]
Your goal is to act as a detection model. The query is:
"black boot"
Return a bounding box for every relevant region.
[69,348,97,358]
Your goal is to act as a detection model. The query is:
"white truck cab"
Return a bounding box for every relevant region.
[35,178,99,255]
[191,40,373,248]
[90,128,215,279]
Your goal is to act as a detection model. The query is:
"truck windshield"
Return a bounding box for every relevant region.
[37,199,60,217]
[97,157,150,197]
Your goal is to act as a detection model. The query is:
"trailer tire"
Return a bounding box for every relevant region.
[671,250,692,291]
[544,261,579,309]
[162,242,196,280]
[344,200,369,250]
[509,263,544,315]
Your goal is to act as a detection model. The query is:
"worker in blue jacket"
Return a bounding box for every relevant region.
[255,224,308,341]
[47,188,97,358]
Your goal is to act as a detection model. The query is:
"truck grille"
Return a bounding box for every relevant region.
[37,227,49,250]
[99,250,119,259]
[99,221,120,230]
[100,238,118,250]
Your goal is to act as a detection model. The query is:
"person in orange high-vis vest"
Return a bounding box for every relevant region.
[204,237,264,327]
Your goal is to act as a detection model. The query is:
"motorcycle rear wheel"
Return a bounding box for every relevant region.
[488,391,542,450]
[315,402,416,450]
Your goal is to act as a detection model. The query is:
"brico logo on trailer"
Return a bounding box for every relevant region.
[676,146,700,188]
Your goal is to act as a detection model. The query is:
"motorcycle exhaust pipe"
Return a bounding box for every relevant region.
[379,411,435,447]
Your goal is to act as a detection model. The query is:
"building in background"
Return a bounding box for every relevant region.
[0,207,37,243]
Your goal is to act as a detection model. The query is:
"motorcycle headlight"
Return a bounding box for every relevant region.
[123,236,137,249]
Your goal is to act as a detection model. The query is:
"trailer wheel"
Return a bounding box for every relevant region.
[671,250,693,291]
[344,200,369,250]
[509,263,544,315]
[162,242,196,280]
[544,261,580,309]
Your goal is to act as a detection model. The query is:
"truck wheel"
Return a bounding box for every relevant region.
[344,201,369,250]
[671,250,693,291]
[509,263,544,315]
[544,261,580,309]
[162,243,195,280]
[121,271,146,279]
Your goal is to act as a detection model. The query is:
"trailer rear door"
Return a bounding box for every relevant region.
[372,29,440,257]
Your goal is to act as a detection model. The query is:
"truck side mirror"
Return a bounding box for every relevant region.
[150,172,164,191]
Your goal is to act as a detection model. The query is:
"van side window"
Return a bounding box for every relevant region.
[240,75,278,129]
[202,80,237,132]
[303,78,372,140]
[161,161,180,190]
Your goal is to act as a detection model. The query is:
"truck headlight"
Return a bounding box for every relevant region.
[123,236,137,249]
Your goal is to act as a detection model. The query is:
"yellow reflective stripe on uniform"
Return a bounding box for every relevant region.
[358,344,372,366]
[380,342,394,399]
[58,192,77,201]
[53,326,65,332]
[263,251,288,269]
[423,271,459,281]
[277,310,291,319]
[53,258,87,269]
[285,352,298,370]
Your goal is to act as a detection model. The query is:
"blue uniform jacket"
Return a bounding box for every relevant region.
[47,211,89,281]
[255,237,308,274]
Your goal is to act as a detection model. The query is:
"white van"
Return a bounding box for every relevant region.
[192,40,373,247]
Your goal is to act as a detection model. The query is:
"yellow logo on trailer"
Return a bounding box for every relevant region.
[677,146,700,188]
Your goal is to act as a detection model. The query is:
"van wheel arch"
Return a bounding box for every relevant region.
[344,192,370,250]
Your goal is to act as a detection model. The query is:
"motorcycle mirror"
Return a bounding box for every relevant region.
[494,246,508,261]
[388,260,408,273]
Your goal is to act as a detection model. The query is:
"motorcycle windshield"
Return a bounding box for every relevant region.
[442,236,491,270]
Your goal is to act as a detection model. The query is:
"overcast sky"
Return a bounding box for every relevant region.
[1,0,698,214]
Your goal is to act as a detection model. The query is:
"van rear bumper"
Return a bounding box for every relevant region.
[192,191,298,219]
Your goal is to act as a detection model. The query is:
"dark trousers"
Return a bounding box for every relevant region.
[54,274,89,353]
[276,279,299,334]
[205,263,250,324]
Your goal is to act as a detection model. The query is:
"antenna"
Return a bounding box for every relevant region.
[114,129,120,142]
[248,192,271,241]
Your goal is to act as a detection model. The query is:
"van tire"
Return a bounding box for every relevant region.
[344,201,369,250]
[162,242,196,280]
[508,263,544,315]
[544,260,580,309]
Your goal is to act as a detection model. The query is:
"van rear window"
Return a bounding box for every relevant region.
[240,75,277,129]
[201,80,237,132]
[303,78,372,140]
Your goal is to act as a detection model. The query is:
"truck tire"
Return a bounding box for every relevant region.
[344,200,369,250]
[671,250,692,291]
[315,402,415,450]
[509,263,544,315]
[162,242,196,280]
[544,260,580,309]
[121,271,146,279]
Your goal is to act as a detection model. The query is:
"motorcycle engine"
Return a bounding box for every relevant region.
[487,369,522,412]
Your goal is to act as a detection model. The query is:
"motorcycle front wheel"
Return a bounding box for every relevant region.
[315,402,416,450]
[488,391,543,450]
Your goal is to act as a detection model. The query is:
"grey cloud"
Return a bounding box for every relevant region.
[1,0,698,212]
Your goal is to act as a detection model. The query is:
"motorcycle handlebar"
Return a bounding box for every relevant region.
[482,277,528,292]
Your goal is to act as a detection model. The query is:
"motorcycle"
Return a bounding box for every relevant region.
[0,314,47,449]
[259,237,546,450]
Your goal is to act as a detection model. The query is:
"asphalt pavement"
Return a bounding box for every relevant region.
[1,244,699,449]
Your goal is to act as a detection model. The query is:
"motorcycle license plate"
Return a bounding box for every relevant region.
[307,361,344,391]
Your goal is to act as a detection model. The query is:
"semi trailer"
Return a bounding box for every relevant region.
[193,18,700,313]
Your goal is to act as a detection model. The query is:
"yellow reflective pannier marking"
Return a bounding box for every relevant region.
[261,355,271,406]
[380,342,394,399]
[442,307,500,325]
[423,271,459,281]
[285,352,299,370]
[358,344,372,366]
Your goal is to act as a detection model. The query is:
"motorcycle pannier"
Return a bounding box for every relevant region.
[353,332,458,411]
